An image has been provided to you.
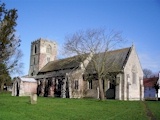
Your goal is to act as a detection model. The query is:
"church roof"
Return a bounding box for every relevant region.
[38,47,131,74]
[86,47,131,73]
[39,55,87,73]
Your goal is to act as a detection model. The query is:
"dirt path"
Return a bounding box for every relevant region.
[143,102,156,120]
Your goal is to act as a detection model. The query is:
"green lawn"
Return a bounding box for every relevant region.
[145,101,160,119]
[0,92,158,120]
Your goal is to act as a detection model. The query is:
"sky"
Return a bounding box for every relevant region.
[4,0,160,77]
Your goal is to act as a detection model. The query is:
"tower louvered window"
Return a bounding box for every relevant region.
[46,45,52,53]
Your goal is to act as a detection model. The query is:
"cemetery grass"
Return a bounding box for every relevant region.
[0,92,155,120]
[145,101,160,119]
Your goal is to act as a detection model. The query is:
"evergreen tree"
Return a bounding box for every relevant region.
[0,2,22,91]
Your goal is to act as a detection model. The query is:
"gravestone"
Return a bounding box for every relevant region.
[30,93,37,104]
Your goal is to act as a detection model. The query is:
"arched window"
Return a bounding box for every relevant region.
[132,65,137,84]
[35,45,37,54]
[46,45,52,53]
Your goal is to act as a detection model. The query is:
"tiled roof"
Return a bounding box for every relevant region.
[143,77,158,87]
[38,47,131,74]
[86,47,131,73]
[39,55,87,73]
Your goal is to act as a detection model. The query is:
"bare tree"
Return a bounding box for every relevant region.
[143,68,153,78]
[64,28,124,100]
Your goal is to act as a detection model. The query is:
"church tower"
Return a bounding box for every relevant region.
[29,38,57,76]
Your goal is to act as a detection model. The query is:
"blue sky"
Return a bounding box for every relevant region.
[4,0,160,76]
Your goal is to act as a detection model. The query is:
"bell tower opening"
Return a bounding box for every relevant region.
[35,45,37,54]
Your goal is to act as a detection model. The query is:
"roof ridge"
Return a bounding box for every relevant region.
[107,47,131,53]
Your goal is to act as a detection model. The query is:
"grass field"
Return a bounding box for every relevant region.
[145,101,160,119]
[0,92,159,120]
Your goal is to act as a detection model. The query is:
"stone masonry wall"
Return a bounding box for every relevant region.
[124,46,143,100]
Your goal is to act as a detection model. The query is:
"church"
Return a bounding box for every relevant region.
[27,38,144,100]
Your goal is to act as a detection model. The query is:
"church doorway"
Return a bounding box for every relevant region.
[16,82,19,96]
[106,81,116,99]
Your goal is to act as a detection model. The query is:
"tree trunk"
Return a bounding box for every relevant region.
[98,78,105,100]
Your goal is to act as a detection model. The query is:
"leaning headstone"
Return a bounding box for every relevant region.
[30,93,37,104]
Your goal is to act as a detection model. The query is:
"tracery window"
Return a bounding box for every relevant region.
[75,80,79,89]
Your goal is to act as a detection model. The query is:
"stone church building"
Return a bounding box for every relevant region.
[28,38,144,100]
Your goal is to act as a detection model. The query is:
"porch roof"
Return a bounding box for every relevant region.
[20,77,37,83]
